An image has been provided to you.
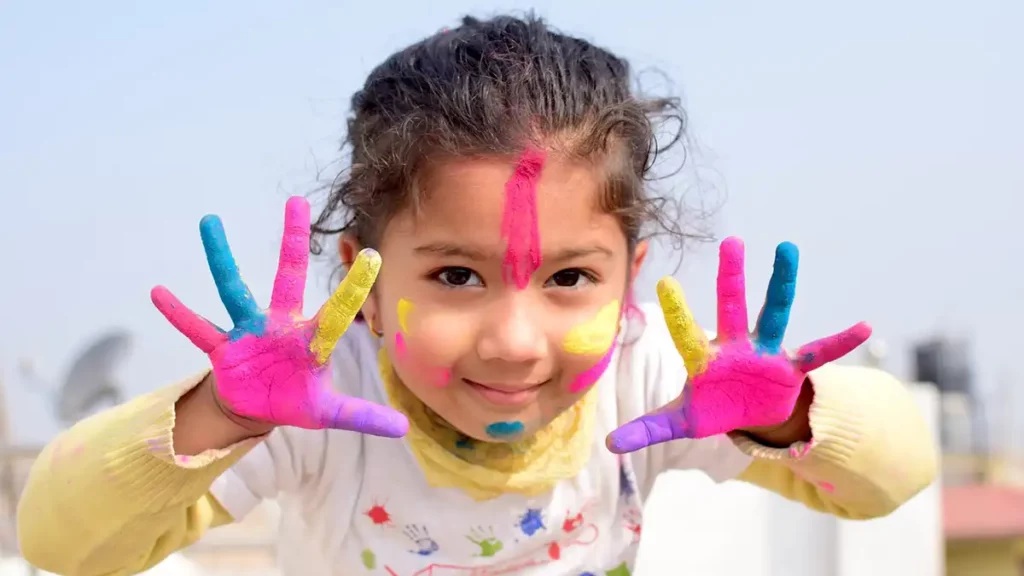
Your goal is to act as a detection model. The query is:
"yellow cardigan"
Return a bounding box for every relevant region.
[16,364,936,575]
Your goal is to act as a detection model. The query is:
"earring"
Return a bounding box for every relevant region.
[369,320,384,338]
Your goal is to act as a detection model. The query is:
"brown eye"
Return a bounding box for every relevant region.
[546,269,594,289]
[436,267,481,287]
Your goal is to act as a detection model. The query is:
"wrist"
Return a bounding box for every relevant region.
[741,377,814,447]
[204,373,276,437]
[173,372,272,457]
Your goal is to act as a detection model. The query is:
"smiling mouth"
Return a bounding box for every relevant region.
[463,378,547,407]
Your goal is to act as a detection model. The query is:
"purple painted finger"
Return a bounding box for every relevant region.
[151,286,227,353]
[716,237,749,341]
[795,322,872,373]
[606,397,691,454]
[316,391,409,438]
[269,196,311,314]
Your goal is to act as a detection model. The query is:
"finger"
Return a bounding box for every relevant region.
[151,286,227,353]
[310,248,382,364]
[606,395,691,454]
[795,322,872,373]
[269,197,311,314]
[316,391,409,437]
[716,237,748,341]
[755,242,799,354]
[656,277,709,377]
[200,215,261,326]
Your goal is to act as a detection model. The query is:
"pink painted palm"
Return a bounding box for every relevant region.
[151,196,408,437]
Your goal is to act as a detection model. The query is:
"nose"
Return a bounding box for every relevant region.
[476,295,547,363]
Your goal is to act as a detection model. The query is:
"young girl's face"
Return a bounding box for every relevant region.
[344,154,647,442]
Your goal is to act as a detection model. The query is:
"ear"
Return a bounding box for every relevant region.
[629,239,649,281]
[339,234,361,268]
[339,234,381,330]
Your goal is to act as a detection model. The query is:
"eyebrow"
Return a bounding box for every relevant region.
[413,242,613,264]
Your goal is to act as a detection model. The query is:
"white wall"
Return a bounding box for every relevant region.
[0,553,206,576]
[637,382,942,576]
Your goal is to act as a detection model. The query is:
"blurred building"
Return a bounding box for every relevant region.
[911,335,1021,485]
[913,337,983,461]
[912,335,1024,575]
[944,485,1024,576]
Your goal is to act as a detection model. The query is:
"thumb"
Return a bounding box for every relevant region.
[606,392,692,454]
[315,390,409,437]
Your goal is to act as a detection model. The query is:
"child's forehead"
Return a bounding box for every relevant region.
[391,156,621,249]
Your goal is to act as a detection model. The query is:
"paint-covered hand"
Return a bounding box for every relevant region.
[151,197,408,437]
[606,237,870,453]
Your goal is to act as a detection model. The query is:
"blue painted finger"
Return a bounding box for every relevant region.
[756,242,799,354]
[200,215,261,326]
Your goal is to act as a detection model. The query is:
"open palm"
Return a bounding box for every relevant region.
[607,237,870,453]
[151,196,408,437]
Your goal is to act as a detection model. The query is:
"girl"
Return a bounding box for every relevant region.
[17,14,936,576]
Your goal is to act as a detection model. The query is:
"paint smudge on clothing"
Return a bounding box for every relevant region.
[365,501,393,526]
[518,508,546,536]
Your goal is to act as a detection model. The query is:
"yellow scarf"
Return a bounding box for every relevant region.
[378,348,598,501]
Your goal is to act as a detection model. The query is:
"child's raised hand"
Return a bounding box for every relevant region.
[151,196,408,438]
[607,237,870,454]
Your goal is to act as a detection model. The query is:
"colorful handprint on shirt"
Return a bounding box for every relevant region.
[607,237,871,453]
[151,196,408,437]
[404,525,440,556]
[467,527,504,557]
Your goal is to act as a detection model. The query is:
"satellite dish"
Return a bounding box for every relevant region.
[54,331,132,426]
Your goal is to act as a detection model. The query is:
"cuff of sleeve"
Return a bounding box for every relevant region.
[727,368,864,467]
[96,371,267,511]
[728,364,937,518]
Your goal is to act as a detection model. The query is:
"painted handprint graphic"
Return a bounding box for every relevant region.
[607,237,871,452]
[151,196,408,436]
[404,525,439,556]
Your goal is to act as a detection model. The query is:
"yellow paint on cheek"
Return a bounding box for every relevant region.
[562,300,620,355]
[397,298,414,333]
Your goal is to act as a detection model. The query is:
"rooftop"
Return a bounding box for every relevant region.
[944,484,1024,541]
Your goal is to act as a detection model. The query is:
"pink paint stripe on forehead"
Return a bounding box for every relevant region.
[501,148,546,289]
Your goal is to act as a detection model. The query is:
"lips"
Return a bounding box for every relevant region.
[464,378,545,407]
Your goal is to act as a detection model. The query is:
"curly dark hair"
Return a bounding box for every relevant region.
[310,12,700,263]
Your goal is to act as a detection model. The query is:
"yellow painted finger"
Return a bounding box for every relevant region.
[310,248,382,364]
[562,300,621,355]
[656,276,709,376]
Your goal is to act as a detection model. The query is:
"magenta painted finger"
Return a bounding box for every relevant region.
[269,196,311,314]
[315,391,409,437]
[795,321,872,373]
[716,237,749,341]
[151,286,227,353]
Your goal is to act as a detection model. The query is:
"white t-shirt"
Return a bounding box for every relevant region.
[209,304,752,575]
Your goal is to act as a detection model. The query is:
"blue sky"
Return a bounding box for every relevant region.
[1,0,1021,447]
